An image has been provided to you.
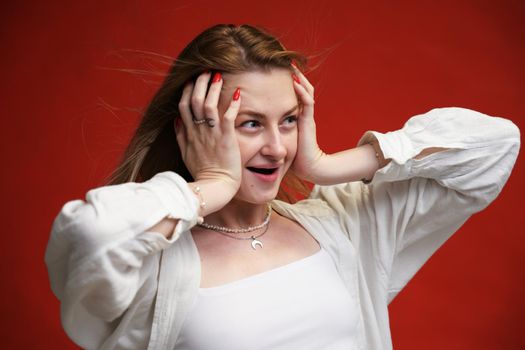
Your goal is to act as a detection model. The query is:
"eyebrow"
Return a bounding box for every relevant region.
[238,105,299,119]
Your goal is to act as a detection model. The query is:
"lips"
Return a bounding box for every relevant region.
[246,166,281,182]
[246,167,278,175]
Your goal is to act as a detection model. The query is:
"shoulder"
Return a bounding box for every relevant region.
[272,183,368,222]
[272,197,333,218]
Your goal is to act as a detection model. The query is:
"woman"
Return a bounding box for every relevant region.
[45,24,520,349]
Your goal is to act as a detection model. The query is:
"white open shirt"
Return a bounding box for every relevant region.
[45,107,520,349]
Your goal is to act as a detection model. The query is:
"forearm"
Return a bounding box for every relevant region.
[308,144,379,185]
[46,171,203,324]
[309,142,451,186]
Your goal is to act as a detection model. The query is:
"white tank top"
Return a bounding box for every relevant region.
[174,247,360,349]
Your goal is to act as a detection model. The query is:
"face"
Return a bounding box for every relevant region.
[217,68,299,204]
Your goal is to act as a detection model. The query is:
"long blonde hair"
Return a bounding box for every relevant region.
[107,24,311,202]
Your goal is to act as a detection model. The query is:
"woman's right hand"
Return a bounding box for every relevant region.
[175,71,242,204]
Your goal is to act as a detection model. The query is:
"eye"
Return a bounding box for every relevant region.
[284,115,298,123]
[239,120,261,129]
[281,115,298,128]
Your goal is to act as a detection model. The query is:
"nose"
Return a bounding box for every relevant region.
[261,126,287,161]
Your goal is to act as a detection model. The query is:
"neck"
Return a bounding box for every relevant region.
[202,199,270,230]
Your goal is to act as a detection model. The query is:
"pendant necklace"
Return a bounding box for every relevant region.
[197,203,271,250]
[210,224,269,250]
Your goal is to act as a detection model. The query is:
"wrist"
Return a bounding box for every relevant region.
[299,153,332,185]
[292,149,329,184]
[304,145,384,186]
[367,139,390,168]
[188,178,238,217]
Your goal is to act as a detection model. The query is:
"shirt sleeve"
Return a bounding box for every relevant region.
[44,171,200,347]
[311,107,520,303]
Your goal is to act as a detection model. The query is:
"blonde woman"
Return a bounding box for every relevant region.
[45,24,520,349]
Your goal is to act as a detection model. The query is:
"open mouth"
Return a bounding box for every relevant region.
[246,167,278,175]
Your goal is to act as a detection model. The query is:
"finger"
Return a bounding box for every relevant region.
[291,68,314,97]
[191,71,212,120]
[292,81,315,124]
[175,117,188,157]
[221,88,241,137]
[178,81,196,134]
[203,72,223,127]
[292,80,314,107]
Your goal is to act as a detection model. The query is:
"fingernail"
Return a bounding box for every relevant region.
[291,61,298,69]
[233,88,241,101]
[175,118,182,128]
[292,74,300,84]
[212,72,222,83]
[203,69,210,74]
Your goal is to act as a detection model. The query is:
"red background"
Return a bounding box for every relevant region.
[1,1,524,349]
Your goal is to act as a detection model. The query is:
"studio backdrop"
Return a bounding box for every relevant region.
[0,1,523,349]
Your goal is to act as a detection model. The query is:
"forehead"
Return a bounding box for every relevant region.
[221,68,297,112]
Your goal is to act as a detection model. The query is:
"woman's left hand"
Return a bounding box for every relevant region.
[290,66,328,183]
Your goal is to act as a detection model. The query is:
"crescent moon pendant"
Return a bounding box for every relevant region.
[251,238,264,250]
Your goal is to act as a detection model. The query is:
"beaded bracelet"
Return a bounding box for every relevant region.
[189,184,206,212]
[361,140,386,184]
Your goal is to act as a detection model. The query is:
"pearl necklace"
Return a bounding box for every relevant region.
[197,203,272,250]
[198,203,272,233]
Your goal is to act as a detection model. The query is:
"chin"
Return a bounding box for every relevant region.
[235,167,289,204]
[233,186,281,205]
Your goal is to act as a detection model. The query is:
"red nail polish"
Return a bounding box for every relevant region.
[175,118,182,128]
[292,74,300,84]
[203,69,210,74]
[233,88,241,101]
[212,72,222,83]
[291,61,298,69]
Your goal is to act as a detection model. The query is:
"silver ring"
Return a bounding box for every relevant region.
[193,117,215,128]
[205,118,215,127]
[192,118,207,125]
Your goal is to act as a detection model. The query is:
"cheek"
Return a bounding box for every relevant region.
[236,135,256,165]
